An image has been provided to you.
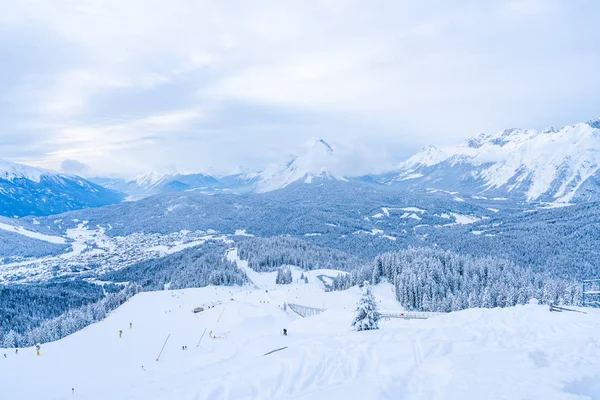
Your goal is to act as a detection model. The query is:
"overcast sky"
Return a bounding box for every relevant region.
[1,0,599,178]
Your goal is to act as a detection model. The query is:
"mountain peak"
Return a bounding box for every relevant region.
[303,138,334,154]
[587,118,600,129]
[255,139,343,192]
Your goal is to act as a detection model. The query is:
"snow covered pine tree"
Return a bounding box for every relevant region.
[352,281,380,331]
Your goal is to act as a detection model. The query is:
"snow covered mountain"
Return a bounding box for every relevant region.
[91,172,225,199]
[379,119,600,203]
[92,139,348,197]
[255,138,347,193]
[0,161,123,217]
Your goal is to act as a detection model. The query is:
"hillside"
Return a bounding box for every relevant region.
[0,161,124,217]
[1,264,598,400]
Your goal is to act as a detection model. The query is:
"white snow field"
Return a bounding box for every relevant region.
[2,266,600,400]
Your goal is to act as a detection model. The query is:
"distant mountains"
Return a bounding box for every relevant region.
[94,119,600,203]
[90,138,346,198]
[4,118,600,217]
[0,161,123,217]
[375,119,600,203]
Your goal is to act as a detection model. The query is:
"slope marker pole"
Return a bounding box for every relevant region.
[196,328,207,348]
[156,333,170,362]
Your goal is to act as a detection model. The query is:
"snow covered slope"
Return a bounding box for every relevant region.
[380,119,600,203]
[2,265,599,400]
[0,161,124,217]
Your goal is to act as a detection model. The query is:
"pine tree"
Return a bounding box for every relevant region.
[275,267,293,285]
[352,281,380,331]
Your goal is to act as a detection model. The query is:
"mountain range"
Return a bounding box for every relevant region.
[378,119,600,203]
[89,138,342,198]
[3,118,600,217]
[93,119,600,203]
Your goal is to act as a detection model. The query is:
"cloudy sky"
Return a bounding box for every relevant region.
[1,0,599,178]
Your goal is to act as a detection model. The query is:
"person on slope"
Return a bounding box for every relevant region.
[15,349,18,354]
[130,322,133,329]
[119,330,123,338]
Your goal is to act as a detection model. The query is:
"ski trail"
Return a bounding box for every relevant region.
[413,336,424,367]
[405,335,436,399]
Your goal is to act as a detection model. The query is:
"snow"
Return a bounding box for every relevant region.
[0,221,67,244]
[134,172,170,187]
[234,229,254,237]
[398,172,424,181]
[3,262,599,400]
[449,213,480,225]
[373,208,393,218]
[0,161,57,183]
[401,212,422,220]
[397,122,600,202]
[255,139,347,193]
[399,207,425,213]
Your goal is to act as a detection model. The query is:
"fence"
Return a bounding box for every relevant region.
[287,303,325,318]
[380,311,446,320]
[582,279,600,307]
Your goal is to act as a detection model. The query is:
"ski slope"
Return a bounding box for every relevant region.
[2,268,600,400]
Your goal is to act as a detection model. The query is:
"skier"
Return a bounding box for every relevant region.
[3,353,6,358]
[15,349,18,354]
[119,330,123,338]
[72,388,74,395]
[283,328,287,336]
[36,344,41,356]
[130,322,133,329]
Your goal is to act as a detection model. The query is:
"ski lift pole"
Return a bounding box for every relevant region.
[196,328,207,348]
[217,307,226,322]
[156,333,171,362]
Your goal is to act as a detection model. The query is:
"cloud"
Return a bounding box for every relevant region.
[60,159,91,176]
[0,0,599,176]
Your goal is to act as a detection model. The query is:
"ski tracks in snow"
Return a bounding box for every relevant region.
[400,333,453,400]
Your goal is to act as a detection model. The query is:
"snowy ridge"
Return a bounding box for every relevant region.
[134,172,171,188]
[386,119,600,202]
[0,161,62,183]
